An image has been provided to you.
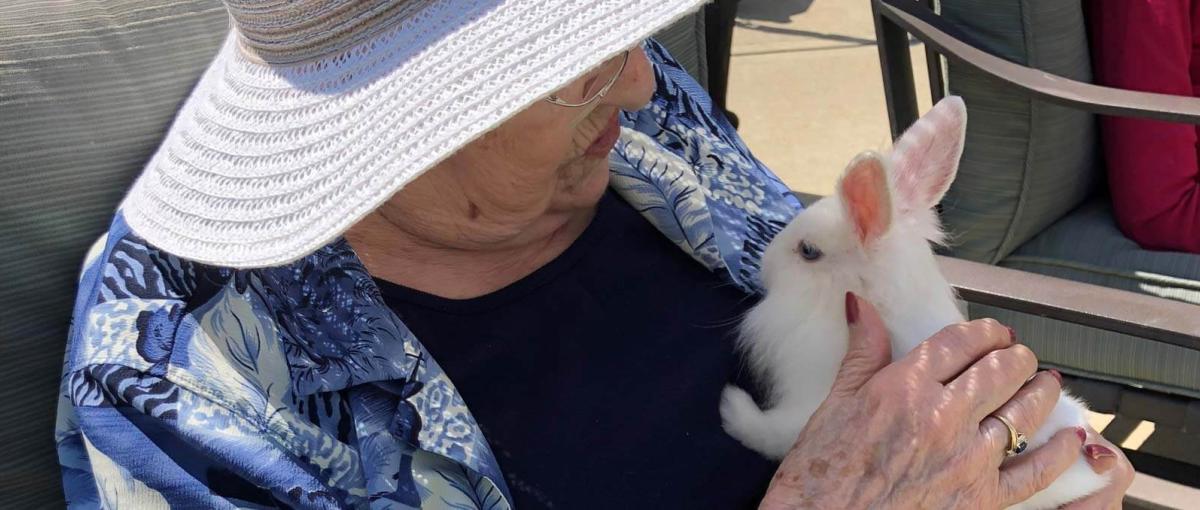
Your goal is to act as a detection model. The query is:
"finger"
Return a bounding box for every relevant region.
[978,371,1062,459]
[952,344,1041,424]
[894,318,1015,384]
[1061,432,1134,510]
[1084,444,1119,473]
[997,426,1086,506]
[829,292,892,397]
[1082,427,1120,475]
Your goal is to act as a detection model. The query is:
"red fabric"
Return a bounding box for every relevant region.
[1087,0,1200,253]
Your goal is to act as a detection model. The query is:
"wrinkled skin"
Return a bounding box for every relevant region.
[761,295,1133,509]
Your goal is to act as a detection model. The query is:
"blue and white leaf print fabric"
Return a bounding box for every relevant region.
[613,39,801,293]
[55,40,803,509]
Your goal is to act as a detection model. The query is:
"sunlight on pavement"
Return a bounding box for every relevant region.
[728,0,932,196]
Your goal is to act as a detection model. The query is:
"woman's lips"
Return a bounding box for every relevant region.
[584,111,621,158]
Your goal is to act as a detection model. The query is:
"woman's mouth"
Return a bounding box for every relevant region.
[584,110,621,158]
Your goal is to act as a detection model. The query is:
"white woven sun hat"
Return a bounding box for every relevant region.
[120,0,706,268]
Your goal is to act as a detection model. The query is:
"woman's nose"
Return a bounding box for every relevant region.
[604,46,656,110]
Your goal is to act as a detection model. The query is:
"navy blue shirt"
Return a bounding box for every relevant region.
[375,191,777,509]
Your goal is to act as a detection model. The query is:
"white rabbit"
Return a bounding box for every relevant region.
[719,96,1109,509]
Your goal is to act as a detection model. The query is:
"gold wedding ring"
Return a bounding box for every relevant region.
[992,415,1028,457]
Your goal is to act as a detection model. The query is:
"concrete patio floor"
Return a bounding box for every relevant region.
[727,0,930,196]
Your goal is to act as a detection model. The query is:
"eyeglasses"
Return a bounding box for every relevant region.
[545,50,630,108]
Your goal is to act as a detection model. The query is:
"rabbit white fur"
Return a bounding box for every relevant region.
[719,97,1109,509]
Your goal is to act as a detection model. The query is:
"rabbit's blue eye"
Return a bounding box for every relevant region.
[799,240,823,261]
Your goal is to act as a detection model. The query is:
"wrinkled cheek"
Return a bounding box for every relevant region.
[474,127,571,182]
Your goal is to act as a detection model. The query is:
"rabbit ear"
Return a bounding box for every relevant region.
[838,152,893,246]
[889,96,967,213]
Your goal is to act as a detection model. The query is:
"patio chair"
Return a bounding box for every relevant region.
[871,0,1200,506]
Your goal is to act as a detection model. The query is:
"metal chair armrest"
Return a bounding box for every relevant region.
[937,256,1200,351]
[873,0,1200,137]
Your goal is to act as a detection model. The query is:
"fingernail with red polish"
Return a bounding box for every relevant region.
[845,291,859,325]
[1074,427,1087,443]
[1048,369,1063,385]
[1084,444,1118,473]
[1006,325,1018,344]
[1086,444,1116,459]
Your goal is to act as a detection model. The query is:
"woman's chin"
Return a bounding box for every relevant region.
[556,157,612,208]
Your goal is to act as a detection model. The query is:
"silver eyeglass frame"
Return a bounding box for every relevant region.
[545,50,631,108]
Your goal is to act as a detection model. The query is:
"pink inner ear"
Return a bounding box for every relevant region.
[840,156,892,245]
[890,97,966,212]
[892,132,956,212]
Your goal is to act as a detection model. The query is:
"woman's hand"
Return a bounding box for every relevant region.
[760,293,1107,509]
[1061,428,1134,510]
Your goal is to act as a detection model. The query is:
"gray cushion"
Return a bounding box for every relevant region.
[939,0,1099,263]
[0,1,235,505]
[972,200,1200,399]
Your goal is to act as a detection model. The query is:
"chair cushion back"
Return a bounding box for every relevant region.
[939,0,1099,263]
[0,1,238,504]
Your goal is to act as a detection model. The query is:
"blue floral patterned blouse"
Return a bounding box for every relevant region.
[55,40,803,509]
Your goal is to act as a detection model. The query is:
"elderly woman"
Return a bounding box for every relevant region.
[55,1,1132,508]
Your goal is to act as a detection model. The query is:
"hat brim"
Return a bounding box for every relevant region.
[122,0,706,268]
